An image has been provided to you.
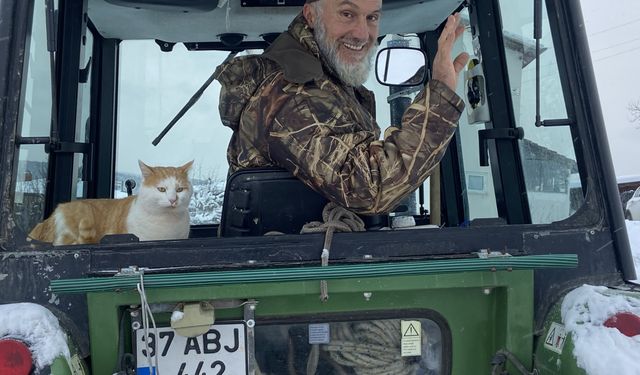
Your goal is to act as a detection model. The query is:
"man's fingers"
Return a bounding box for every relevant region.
[440,13,462,48]
[443,14,457,36]
[453,52,470,74]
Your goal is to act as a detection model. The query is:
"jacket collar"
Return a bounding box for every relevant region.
[263,13,337,84]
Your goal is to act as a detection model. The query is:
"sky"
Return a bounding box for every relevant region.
[580,0,640,178]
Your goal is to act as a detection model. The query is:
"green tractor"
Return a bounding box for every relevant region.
[0,0,637,374]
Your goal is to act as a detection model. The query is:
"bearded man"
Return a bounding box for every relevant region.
[216,0,469,215]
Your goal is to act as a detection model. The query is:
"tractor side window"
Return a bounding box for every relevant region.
[75,26,94,199]
[454,9,500,221]
[499,0,584,223]
[13,0,58,233]
[115,42,246,225]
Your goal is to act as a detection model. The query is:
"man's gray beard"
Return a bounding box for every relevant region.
[313,18,376,87]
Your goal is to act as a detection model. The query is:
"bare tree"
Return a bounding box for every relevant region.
[629,100,640,127]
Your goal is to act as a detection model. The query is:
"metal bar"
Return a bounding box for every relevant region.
[51,254,578,294]
[244,300,257,375]
[15,136,51,145]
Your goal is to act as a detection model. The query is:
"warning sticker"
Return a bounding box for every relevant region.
[543,322,567,354]
[401,320,422,357]
[308,323,330,344]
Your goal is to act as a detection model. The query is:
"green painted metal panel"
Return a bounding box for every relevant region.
[86,270,535,375]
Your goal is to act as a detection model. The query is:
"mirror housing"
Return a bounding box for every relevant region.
[375,47,427,86]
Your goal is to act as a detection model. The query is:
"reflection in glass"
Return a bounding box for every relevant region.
[376,48,426,86]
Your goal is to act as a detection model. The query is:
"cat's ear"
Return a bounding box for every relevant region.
[138,160,153,178]
[179,160,194,173]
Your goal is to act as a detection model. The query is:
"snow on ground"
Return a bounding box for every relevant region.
[0,303,70,369]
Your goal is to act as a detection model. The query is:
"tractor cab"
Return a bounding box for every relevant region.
[0,0,637,374]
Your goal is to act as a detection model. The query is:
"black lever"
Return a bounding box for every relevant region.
[478,127,525,166]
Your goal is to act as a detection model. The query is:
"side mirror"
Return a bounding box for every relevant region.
[375,47,427,86]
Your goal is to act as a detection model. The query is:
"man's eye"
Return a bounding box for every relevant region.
[368,14,379,22]
[341,11,353,19]
[157,187,166,192]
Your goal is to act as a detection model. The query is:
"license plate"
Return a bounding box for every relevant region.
[135,323,247,375]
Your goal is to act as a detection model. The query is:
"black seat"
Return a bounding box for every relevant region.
[220,168,328,237]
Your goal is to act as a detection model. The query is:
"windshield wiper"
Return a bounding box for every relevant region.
[152,51,237,146]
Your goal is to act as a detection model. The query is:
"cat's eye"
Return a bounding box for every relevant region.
[157,187,166,192]
[176,187,184,192]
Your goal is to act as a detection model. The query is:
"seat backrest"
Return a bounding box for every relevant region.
[220,168,328,237]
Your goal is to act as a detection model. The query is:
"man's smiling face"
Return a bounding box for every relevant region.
[304,0,381,86]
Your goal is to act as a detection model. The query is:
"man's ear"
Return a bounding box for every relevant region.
[302,3,316,27]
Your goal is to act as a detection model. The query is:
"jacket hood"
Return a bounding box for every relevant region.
[215,13,323,132]
[214,55,278,132]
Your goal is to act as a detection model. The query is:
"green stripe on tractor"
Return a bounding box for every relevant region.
[50,254,577,294]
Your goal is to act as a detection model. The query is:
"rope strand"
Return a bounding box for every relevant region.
[300,203,365,302]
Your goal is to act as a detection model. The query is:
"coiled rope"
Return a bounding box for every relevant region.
[321,320,420,375]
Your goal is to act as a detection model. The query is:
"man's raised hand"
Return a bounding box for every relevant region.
[432,13,469,91]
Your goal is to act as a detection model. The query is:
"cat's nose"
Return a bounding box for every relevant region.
[169,198,177,206]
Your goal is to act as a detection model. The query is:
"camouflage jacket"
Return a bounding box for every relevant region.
[215,14,465,215]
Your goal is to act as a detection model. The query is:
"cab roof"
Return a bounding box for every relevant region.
[88,0,465,43]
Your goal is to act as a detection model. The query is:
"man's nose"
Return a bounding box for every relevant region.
[351,17,370,40]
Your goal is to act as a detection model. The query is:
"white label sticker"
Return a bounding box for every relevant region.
[308,323,330,344]
[544,322,567,354]
[401,320,422,357]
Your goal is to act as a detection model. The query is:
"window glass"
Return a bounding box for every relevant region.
[13,0,57,233]
[255,318,445,374]
[116,42,241,225]
[74,27,94,199]
[499,0,584,223]
[454,10,500,220]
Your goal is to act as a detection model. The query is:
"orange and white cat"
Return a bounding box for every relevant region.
[28,160,194,245]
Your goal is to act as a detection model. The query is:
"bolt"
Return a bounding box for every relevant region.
[589,230,595,235]
[483,288,492,295]
[73,253,80,259]
[132,321,141,330]
[249,304,256,311]
[130,310,139,317]
[363,254,373,260]
[363,292,373,301]
[247,260,257,265]
[247,319,255,328]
